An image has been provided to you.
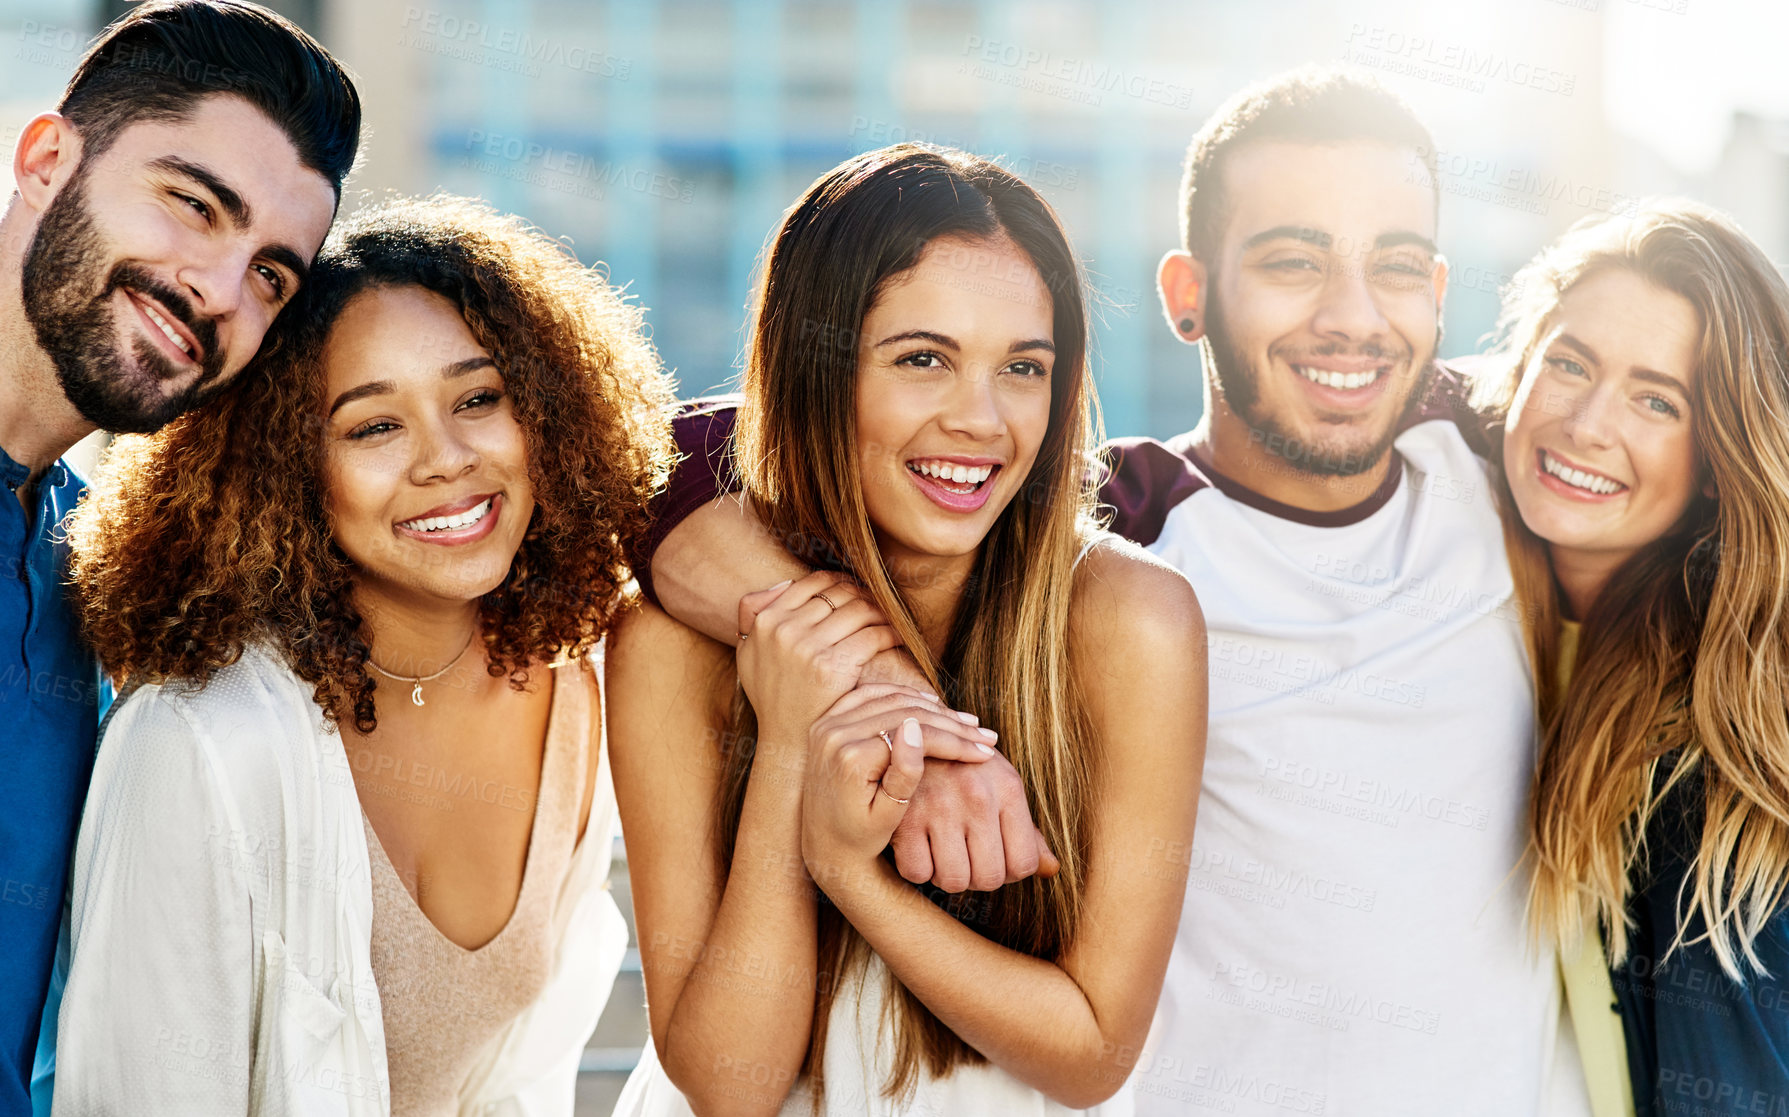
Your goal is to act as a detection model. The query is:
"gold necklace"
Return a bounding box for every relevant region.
[365,633,477,707]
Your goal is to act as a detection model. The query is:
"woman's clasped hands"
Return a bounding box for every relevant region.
[734,571,1001,887]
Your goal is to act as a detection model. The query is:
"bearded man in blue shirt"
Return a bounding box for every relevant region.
[0,4,359,1112]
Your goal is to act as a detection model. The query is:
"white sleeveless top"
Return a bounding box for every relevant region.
[615,954,1133,1116]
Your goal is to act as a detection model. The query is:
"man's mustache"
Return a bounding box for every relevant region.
[102,262,220,371]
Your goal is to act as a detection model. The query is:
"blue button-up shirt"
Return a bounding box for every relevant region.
[0,447,99,1117]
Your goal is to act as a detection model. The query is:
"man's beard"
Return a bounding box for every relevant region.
[1202,285,1435,479]
[21,169,227,434]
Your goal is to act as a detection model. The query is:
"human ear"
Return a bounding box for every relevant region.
[13,113,84,213]
[1158,250,1209,345]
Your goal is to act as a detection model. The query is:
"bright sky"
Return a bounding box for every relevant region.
[1604,0,1789,173]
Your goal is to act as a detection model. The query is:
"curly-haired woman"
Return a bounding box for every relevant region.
[51,195,676,1115]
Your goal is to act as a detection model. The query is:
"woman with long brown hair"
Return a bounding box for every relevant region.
[53,195,675,1114]
[1482,199,1789,1115]
[610,143,1207,1115]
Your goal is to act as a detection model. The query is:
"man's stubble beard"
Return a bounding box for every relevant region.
[20,165,228,435]
[1201,282,1438,479]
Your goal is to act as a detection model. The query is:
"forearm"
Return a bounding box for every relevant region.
[654,495,930,693]
[653,495,809,646]
[662,739,818,1114]
[822,860,1138,1107]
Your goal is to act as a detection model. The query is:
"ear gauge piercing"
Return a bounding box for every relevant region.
[1178,317,1197,335]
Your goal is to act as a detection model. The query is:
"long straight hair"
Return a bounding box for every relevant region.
[719,143,1100,1099]
[1481,200,1789,976]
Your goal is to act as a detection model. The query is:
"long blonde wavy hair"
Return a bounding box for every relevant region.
[1480,200,1789,976]
[722,144,1102,1102]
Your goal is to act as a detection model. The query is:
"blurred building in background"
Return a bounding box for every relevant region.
[5,0,1789,1109]
[9,0,1786,443]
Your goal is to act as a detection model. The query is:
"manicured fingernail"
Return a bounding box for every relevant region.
[977,727,998,741]
[901,717,922,747]
[770,579,793,590]
[920,692,941,703]
[953,711,979,726]
[976,742,996,755]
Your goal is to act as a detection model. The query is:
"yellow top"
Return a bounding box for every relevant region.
[1556,619,1637,1117]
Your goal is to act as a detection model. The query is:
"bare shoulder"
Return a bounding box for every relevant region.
[1068,539,1207,775]
[1068,534,1206,668]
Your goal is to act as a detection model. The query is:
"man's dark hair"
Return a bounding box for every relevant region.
[1179,66,1437,259]
[57,0,360,199]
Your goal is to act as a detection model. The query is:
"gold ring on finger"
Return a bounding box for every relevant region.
[877,784,910,805]
[816,590,841,611]
[877,728,894,752]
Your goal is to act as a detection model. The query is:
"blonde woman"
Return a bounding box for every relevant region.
[1483,199,1789,1115]
[610,145,1207,1115]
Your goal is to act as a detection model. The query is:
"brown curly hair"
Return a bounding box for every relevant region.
[68,193,677,732]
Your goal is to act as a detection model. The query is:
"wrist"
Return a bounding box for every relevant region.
[751,722,811,761]
[745,733,807,794]
[806,849,900,914]
[858,647,929,690]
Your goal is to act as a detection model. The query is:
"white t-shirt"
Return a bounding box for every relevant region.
[1101,405,1577,1117]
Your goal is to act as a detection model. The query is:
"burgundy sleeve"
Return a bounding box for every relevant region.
[628,397,743,606]
[1408,358,1498,458]
[1095,437,1209,548]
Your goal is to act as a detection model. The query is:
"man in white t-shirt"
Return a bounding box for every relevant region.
[635,68,1583,1116]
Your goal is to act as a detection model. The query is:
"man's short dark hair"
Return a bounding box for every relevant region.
[57,0,360,200]
[1179,66,1438,259]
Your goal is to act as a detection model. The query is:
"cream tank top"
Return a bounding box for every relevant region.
[362,658,594,1116]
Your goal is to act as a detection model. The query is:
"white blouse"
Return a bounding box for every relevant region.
[52,643,626,1116]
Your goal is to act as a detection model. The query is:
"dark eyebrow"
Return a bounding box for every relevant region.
[326,358,497,417]
[1630,367,1692,397]
[1243,225,1331,251]
[148,155,312,290]
[328,380,392,417]
[1374,231,1439,256]
[875,331,1053,357]
[445,356,497,378]
[1553,332,1602,366]
[148,156,251,227]
[1241,226,1439,258]
[1555,333,1690,397]
[876,329,960,350]
[264,246,310,291]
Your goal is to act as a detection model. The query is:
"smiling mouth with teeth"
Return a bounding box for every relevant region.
[1294,364,1385,391]
[1539,450,1627,496]
[398,497,494,533]
[907,459,996,493]
[135,295,196,359]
